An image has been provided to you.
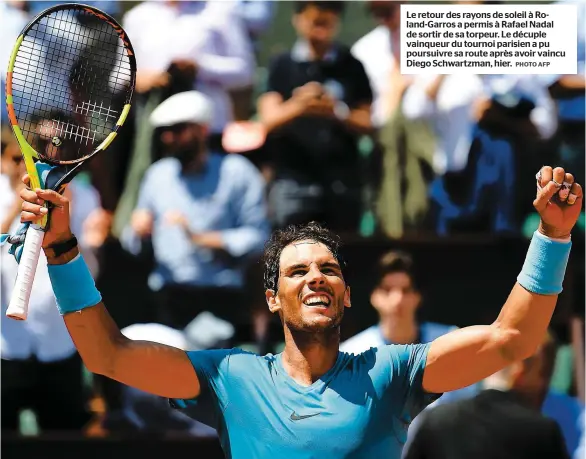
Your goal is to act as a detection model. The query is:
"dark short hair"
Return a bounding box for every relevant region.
[263,221,347,292]
[373,251,417,290]
[294,1,346,15]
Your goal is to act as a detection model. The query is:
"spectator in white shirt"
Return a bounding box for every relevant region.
[402,75,484,177]
[124,1,255,143]
[114,1,256,238]
[402,74,556,178]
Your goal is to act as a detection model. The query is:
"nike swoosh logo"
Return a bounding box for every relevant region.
[290,411,321,421]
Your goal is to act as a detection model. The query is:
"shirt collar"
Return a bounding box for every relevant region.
[291,40,339,63]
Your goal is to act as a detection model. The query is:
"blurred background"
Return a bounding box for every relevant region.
[0,1,584,458]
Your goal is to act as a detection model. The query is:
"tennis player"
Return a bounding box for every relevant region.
[17,165,581,459]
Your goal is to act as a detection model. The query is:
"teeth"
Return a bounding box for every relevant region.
[303,295,330,306]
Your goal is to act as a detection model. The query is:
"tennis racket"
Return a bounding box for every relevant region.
[5,3,136,320]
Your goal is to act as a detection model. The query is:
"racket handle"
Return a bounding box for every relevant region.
[6,226,45,321]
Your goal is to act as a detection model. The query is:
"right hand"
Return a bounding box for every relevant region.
[131,209,154,238]
[19,174,73,248]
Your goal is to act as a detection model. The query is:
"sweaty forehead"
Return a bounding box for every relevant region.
[279,240,337,272]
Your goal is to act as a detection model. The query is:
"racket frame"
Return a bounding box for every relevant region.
[4,3,136,320]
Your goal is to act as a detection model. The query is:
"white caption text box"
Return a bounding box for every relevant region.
[401,4,577,75]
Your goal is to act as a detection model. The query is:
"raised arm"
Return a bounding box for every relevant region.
[19,178,200,400]
[422,166,583,394]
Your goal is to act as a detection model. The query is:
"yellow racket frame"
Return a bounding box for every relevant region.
[5,8,134,229]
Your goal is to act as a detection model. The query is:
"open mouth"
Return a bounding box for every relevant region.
[302,294,332,308]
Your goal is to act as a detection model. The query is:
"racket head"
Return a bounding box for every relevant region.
[5,3,136,175]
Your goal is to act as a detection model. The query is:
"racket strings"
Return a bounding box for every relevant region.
[10,6,133,164]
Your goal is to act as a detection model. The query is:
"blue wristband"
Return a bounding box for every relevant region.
[47,254,102,315]
[517,231,572,295]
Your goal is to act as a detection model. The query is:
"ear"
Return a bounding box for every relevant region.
[266,289,280,314]
[344,286,351,308]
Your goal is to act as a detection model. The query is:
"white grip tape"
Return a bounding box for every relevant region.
[6,226,45,321]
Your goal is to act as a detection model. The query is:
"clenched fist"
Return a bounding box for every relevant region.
[534,166,583,239]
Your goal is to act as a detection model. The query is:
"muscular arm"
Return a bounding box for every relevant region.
[19,179,201,400]
[66,302,200,399]
[50,248,200,400]
[422,166,582,394]
[422,283,556,393]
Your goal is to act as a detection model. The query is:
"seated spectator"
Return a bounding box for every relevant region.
[121,91,269,342]
[403,331,570,459]
[1,126,104,434]
[113,0,256,237]
[341,250,479,406]
[258,0,373,232]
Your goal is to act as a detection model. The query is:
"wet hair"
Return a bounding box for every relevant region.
[294,1,346,15]
[373,250,418,290]
[263,221,346,292]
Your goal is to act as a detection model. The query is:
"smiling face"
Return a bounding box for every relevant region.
[265,240,351,333]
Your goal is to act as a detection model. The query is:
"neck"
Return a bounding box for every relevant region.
[308,41,332,61]
[379,317,418,344]
[181,149,209,174]
[281,326,340,386]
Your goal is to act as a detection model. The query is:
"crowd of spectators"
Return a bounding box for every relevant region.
[1,0,584,458]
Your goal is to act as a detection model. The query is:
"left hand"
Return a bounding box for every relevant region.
[535,166,583,239]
